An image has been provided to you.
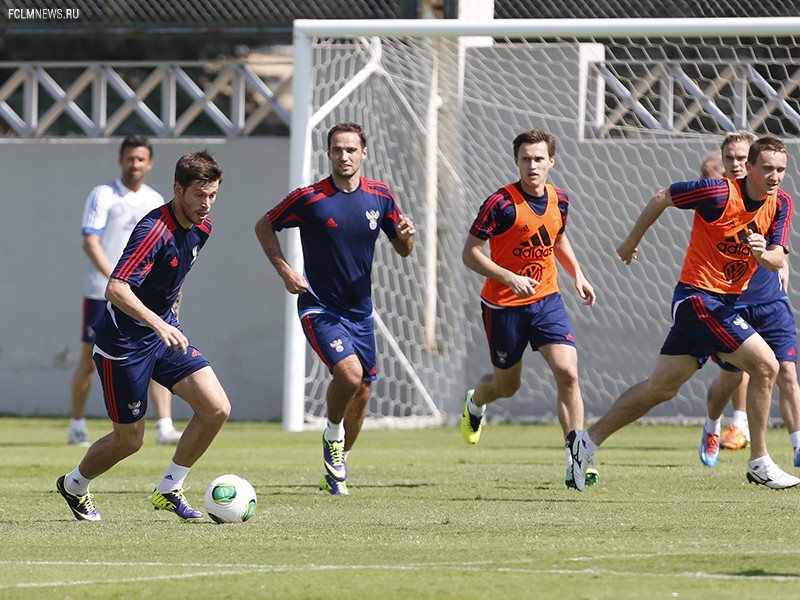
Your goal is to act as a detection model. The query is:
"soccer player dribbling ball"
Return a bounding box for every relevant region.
[57,150,230,521]
[69,135,182,448]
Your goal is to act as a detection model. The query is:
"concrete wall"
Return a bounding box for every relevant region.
[0,138,290,421]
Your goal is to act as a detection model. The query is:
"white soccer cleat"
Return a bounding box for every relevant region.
[566,429,595,492]
[746,460,800,490]
[156,428,182,445]
[68,429,91,447]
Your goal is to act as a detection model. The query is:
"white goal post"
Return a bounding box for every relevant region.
[284,17,800,432]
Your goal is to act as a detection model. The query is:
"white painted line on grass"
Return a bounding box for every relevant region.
[0,559,799,589]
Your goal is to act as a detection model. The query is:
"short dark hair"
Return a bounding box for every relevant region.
[327,122,367,150]
[512,129,556,160]
[174,150,223,189]
[120,134,153,159]
[748,135,787,164]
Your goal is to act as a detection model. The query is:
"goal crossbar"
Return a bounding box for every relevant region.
[294,17,800,39]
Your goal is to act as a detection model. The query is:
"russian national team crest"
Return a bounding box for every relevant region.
[365,210,380,230]
[732,315,749,331]
[329,338,344,353]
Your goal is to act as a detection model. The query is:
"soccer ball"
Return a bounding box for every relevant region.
[204,474,257,524]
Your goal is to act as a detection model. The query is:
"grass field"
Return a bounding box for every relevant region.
[2,417,800,599]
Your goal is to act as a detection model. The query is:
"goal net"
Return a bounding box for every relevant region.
[285,18,800,430]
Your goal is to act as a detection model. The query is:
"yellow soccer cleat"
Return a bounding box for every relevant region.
[460,389,484,444]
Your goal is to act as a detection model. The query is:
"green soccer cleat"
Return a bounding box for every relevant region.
[460,389,483,445]
[565,466,599,489]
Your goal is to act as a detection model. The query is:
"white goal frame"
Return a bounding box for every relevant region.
[284,17,800,432]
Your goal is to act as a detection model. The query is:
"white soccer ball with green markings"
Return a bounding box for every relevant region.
[204,474,257,524]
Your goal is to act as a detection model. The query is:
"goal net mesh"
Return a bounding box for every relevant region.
[301,28,800,426]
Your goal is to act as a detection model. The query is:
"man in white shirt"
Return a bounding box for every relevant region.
[69,135,182,447]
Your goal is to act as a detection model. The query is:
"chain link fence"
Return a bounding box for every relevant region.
[3,1,800,36]
[1,0,411,33]
[494,1,800,18]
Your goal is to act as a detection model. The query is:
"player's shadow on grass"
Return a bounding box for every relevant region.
[481,443,561,449]
[239,482,436,495]
[450,495,592,503]
[0,441,76,447]
[736,568,800,579]
[606,462,684,468]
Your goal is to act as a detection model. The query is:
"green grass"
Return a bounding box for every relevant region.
[2,418,800,599]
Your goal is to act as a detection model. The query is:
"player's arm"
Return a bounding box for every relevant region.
[391,214,415,257]
[554,234,596,306]
[172,288,182,318]
[82,233,115,277]
[753,189,794,272]
[105,277,189,354]
[617,187,674,264]
[747,235,784,271]
[462,234,538,299]
[780,256,790,290]
[254,214,308,294]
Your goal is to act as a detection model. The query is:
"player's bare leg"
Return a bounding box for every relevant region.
[590,354,699,446]
[57,420,146,521]
[474,362,523,407]
[775,361,800,465]
[707,369,744,422]
[150,380,182,445]
[539,343,583,435]
[461,362,522,445]
[326,355,364,424]
[320,355,362,494]
[68,342,95,445]
[717,335,777,460]
[703,369,745,464]
[718,335,797,488]
[343,381,370,452]
[540,342,597,487]
[149,366,230,521]
[568,354,698,490]
[169,366,231,467]
[715,372,750,450]
[78,420,147,479]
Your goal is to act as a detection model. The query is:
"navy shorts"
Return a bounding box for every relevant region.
[660,290,757,368]
[714,298,798,372]
[299,308,377,381]
[80,299,107,344]
[481,292,576,369]
[92,314,209,423]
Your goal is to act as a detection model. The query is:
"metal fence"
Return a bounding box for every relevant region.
[0,60,293,137]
